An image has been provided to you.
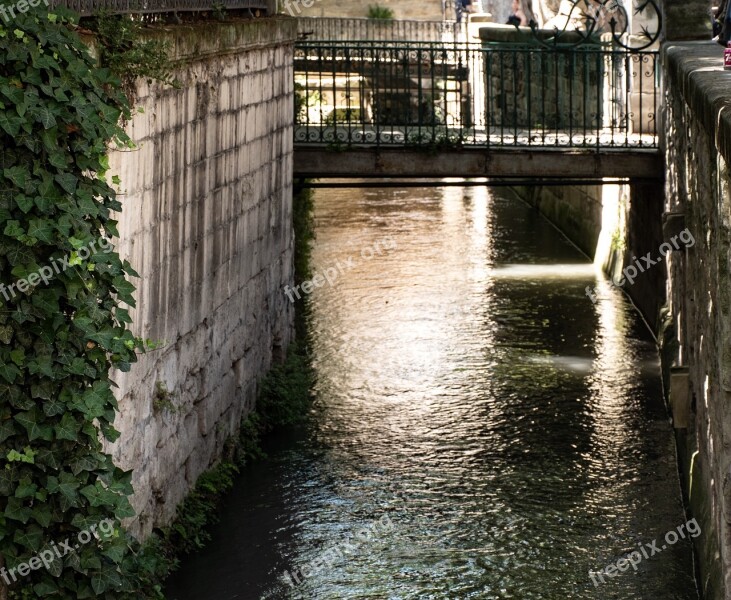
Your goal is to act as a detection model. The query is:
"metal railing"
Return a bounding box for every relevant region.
[297,17,467,43]
[51,0,269,16]
[294,41,659,150]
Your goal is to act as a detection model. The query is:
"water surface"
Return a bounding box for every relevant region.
[166,185,697,600]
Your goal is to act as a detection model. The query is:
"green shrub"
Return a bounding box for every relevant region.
[367,4,394,19]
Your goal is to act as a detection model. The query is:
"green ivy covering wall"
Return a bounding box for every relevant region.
[0,5,158,599]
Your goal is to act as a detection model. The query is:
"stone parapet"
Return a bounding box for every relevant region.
[663,39,731,600]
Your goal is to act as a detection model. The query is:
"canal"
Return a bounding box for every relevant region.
[166,184,697,599]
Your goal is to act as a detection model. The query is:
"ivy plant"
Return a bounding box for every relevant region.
[0,5,155,599]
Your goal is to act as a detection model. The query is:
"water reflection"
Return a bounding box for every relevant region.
[166,185,696,600]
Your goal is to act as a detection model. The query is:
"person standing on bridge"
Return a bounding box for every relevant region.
[507,0,530,27]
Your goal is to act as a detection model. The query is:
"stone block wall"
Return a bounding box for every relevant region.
[480,26,610,132]
[106,18,298,538]
[290,0,445,20]
[663,40,731,600]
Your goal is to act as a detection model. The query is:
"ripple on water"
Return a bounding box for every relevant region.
[165,185,697,600]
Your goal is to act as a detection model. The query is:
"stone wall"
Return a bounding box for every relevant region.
[289,0,446,21]
[663,40,731,600]
[106,18,297,538]
[510,180,665,330]
[479,25,640,134]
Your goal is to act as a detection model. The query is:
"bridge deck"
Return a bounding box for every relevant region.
[293,146,663,181]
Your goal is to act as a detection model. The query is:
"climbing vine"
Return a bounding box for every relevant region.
[0,4,156,599]
[89,13,179,100]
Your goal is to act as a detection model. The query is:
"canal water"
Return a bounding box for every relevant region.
[166,185,697,600]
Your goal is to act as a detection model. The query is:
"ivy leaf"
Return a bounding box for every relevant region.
[0,111,22,136]
[14,194,34,213]
[0,362,21,383]
[31,505,53,528]
[16,409,54,441]
[13,524,44,552]
[55,412,80,441]
[0,419,16,443]
[56,473,80,508]
[33,580,60,596]
[4,165,28,188]
[42,396,66,417]
[30,381,54,400]
[3,220,24,239]
[36,106,57,129]
[90,568,122,595]
[54,172,77,194]
[27,218,55,243]
[15,476,38,498]
[10,348,25,366]
[5,497,32,523]
[69,454,98,475]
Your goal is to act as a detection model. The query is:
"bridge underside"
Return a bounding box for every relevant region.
[293,147,664,182]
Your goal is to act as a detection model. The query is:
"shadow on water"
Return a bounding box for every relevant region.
[166,185,698,600]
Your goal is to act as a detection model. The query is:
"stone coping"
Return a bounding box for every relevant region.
[80,16,297,64]
[664,40,731,168]
[478,23,594,45]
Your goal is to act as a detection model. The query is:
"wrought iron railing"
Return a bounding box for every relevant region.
[51,0,269,16]
[294,41,659,150]
[296,17,467,43]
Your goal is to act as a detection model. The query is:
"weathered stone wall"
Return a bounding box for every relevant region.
[663,40,731,600]
[106,18,297,538]
[290,0,446,20]
[510,181,665,330]
[513,184,605,258]
[480,25,643,134]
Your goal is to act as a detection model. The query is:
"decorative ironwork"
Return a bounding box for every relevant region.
[522,0,662,52]
[294,40,659,151]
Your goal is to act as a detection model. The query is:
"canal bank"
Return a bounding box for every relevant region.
[165,183,697,599]
[510,39,731,600]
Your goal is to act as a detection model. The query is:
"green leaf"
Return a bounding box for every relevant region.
[36,106,57,129]
[55,413,80,441]
[31,504,53,528]
[16,409,54,441]
[90,568,122,595]
[27,218,55,243]
[5,496,32,523]
[0,362,21,383]
[13,524,44,552]
[54,172,77,194]
[15,476,38,498]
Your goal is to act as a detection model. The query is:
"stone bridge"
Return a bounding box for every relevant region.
[293,23,662,181]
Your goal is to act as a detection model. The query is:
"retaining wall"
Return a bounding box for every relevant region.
[106,18,298,538]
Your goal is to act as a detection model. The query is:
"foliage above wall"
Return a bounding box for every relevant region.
[367,4,394,19]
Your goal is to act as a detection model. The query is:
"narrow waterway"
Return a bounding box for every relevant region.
[166,185,697,600]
